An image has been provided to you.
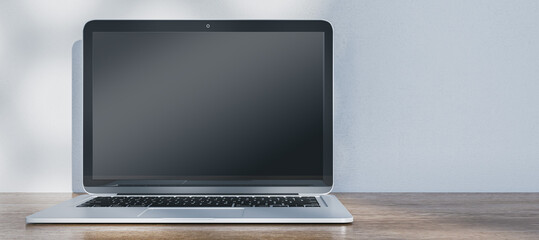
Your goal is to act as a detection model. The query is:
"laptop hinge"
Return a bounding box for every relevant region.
[117,193,299,196]
[89,193,117,196]
[298,193,326,196]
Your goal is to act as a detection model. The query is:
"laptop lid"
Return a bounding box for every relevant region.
[83,20,333,195]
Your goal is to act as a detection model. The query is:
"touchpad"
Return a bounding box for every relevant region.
[139,208,244,218]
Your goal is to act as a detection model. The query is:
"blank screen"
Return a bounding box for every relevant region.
[92,32,324,180]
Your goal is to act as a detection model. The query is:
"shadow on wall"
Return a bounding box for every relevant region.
[72,40,84,193]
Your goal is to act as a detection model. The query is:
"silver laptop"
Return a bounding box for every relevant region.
[26,20,352,223]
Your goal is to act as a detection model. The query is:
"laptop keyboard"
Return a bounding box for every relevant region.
[77,196,320,208]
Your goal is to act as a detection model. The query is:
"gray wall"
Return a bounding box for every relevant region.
[1,0,538,192]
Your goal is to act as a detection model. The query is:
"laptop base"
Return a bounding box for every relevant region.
[26,195,353,223]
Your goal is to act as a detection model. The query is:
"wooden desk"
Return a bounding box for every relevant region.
[1,193,538,239]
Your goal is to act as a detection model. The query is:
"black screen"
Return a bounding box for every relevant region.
[92,32,324,180]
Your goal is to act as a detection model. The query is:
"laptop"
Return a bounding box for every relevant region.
[26,20,352,223]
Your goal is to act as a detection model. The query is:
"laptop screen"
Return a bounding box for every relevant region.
[84,21,332,189]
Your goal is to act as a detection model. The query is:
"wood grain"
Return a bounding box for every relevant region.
[1,193,538,239]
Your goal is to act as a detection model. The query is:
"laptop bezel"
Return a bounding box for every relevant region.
[82,20,333,195]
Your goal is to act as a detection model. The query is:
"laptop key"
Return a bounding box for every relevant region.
[234,204,253,207]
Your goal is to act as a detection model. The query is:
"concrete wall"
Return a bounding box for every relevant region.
[1,0,538,192]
